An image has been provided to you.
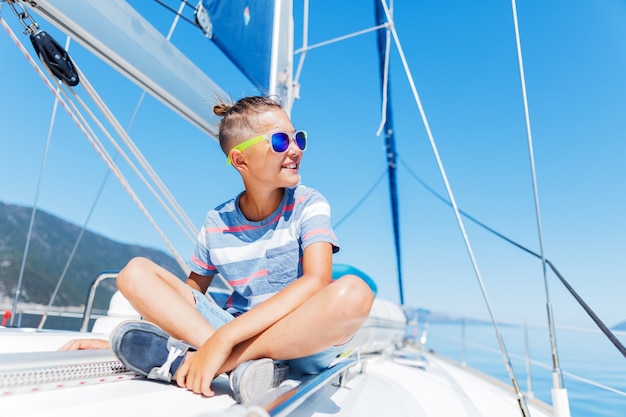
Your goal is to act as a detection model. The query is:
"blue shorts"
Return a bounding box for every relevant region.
[190,288,347,376]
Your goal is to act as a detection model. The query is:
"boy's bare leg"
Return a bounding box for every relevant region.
[117,259,374,376]
[116,257,215,347]
[220,274,374,373]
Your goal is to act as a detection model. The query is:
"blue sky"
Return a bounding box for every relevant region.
[1,1,625,331]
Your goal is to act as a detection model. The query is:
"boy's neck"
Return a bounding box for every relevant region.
[239,187,285,222]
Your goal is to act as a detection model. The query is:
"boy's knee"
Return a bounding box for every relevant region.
[334,275,375,318]
[117,257,153,292]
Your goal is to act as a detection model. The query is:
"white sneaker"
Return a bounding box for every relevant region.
[229,358,289,403]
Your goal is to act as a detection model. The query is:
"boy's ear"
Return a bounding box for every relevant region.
[230,151,247,171]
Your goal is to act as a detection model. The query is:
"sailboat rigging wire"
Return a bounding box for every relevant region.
[70,79,197,243]
[65,83,185,257]
[511,3,568,413]
[37,35,76,329]
[1,17,189,273]
[38,162,107,330]
[101,0,200,240]
[3,14,52,325]
[376,1,530,415]
[292,3,389,102]
[152,0,198,28]
[293,3,390,111]
[333,169,387,230]
[63,69,195,259]
[293,23,389,55]
[107,99,199,240]
[101,0,200,239]
[546,259,626,359]
[41,93,144,329]
[69,0,200,253]
[3,14,50,325]
[165,0,187,40]
[437,324,626,399]
[398,155,626,359]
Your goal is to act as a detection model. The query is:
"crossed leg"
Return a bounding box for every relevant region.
[116,257,375,375]
[225,274,373,367]
[116,257,215,347]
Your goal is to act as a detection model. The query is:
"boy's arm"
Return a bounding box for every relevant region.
[214,241,333,346]
[174,241,333,395]
[186,272,214,294]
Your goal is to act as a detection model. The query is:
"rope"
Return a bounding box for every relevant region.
[546,260,626,358]
[43,3,199,317]
[92,0,201,242]
[37,39,84,330]
[1,16,190,273]
[121,0,200,239]
[71,75,197,245]
[61,68,191,271]
[398,155,539,257]
[1,15,54,325]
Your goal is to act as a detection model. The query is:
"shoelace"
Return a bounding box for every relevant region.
[155,346,183,377]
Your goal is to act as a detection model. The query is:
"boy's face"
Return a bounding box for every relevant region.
[239,109,303,189]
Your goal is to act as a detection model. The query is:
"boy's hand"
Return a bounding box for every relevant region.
[58,338,109,351]
[175,331,232,396]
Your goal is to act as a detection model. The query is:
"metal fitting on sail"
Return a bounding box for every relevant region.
[194,1,213,38]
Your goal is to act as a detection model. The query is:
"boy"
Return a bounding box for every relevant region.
[64,96,375,402]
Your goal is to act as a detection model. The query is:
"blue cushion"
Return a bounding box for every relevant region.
[331,263,378,295]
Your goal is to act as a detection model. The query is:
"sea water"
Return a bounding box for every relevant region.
[423,322,626,417]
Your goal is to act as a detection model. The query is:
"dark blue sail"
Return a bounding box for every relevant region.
[374,1,404,305]
[196,0,274,92]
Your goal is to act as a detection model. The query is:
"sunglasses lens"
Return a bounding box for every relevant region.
[295,131,307,151]
[271,133,290,153]
[269,131,307,153]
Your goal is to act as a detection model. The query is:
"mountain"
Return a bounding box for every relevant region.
[613,321,626,331]
[0,201,185,310]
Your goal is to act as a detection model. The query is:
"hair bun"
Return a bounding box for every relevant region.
[213,102,231,117]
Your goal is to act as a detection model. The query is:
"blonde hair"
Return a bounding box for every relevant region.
[213,96,283,155]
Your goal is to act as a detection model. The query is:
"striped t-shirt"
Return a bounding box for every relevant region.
[189,185,339,315]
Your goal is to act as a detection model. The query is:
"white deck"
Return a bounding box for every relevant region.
[0,327,552,417]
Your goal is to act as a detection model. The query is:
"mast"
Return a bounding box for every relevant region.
[268,0,294,113]
[374,0,404,305]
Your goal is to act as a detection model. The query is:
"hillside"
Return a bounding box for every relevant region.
[613,321,626,331]
[0,201,185,310]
